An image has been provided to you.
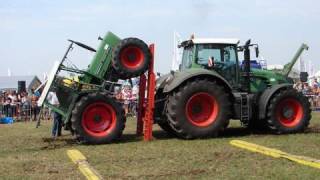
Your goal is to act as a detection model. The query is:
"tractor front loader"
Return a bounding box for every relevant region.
[38,32,152,144]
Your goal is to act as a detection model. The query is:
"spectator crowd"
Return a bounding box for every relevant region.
[294,78,320,110]
[0,89,42,121]
[114,81,139,117]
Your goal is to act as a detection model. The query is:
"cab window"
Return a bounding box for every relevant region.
[223,46,237,63]
[197,44,221,65]
[181,46,193,69]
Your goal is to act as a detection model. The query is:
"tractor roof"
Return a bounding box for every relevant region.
[180,38,240,47]
[191,38,240,45]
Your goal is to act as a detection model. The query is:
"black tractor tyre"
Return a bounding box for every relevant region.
[166,79,231,139]
[266,88,311,134]
[112,38,151,79]
[154,91,178,137]
[71,93,126,144]
[157,120,179,137]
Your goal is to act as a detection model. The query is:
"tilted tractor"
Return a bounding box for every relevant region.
[38,32,153,144]
[155,38,311,139]
[38,31,311,144]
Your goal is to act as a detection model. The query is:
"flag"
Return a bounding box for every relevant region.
[171,31,183,71]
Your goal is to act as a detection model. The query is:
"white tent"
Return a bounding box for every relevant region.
[313,70,320,77]
[267,64,283,70]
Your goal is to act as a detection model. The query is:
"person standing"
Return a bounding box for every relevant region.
[8,91,18,118]
[4,94,12,117]
[30,89,40,121]
[47,91,62,138]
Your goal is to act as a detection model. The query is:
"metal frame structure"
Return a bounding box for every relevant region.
[136,44,155,141]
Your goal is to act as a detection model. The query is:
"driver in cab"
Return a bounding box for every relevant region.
[206,56,215,69]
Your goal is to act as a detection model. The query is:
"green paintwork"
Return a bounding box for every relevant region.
[43,31,122,124]
[162,68,232,93]
[170,42,307,94]
[82,32,121,83]
[249,68,290,93]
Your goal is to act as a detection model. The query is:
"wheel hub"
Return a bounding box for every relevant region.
[185,92,219,127]
[82,102,116,137]
[127,53,136,61]
[93,115,102,123]
[276,98,304,127]
[282,106,294,119]
[191,104,202,115]
[120,46,144,69]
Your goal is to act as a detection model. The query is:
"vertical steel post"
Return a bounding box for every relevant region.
[143,44,155,141]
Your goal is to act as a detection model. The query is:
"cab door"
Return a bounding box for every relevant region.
[196,44,239,87]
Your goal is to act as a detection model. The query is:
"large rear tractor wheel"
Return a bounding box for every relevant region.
[266,88,311,133]
[112,38,151,79]
[71,93,126,144]
[166,79,231,139]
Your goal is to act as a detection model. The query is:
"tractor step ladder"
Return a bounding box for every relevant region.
[240,93,250,126]
[136,44,155,141]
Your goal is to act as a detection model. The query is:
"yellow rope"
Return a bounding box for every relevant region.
[67,149,103,180]
[230,140,320,169]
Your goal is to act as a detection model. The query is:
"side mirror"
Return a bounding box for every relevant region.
[255,46,259,58]
[157,72,161,76]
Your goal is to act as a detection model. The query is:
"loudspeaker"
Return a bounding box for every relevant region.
[18,81,26,94]
[300,72,308,82]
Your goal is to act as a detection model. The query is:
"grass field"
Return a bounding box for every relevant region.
[1,113,320,179]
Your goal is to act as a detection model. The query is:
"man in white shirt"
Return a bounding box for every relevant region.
[47,91,62,138]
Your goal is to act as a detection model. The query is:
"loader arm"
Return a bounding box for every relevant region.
[283,43,309,77]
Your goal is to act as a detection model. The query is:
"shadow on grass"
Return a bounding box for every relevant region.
[119,128,271,143]
[304,126,320,134]
[219,127,271,138]
[39,125,320,147]
[115,130,174,144]
[220,125,320,138]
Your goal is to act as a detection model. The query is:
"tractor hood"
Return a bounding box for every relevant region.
[251,68,292,84]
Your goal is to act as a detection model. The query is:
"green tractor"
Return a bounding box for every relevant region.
[155,37,311,139]
[38,32,152,144]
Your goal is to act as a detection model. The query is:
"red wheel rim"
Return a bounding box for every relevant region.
[185,92,219,127]
[276,98,303,127]
[120,46,144,69]
[81,102,116,137]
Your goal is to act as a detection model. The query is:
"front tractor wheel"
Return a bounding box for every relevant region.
[71,93,125,144]
[166,79,231,139]
[266,88,311,133]
[112,38,151,79]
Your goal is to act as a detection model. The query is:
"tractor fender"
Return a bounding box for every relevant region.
[161,69,232,93]
[156,73,172,91]
[258,83,292,119]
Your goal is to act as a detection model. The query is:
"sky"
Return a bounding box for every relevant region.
[0,0,319,79]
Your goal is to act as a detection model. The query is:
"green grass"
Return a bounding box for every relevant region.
[1,113,320,179]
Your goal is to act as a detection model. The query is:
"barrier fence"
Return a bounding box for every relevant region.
[0,104,51,122]
[305,94,320,111]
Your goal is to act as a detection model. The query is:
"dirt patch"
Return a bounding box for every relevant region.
[40,137,77,150]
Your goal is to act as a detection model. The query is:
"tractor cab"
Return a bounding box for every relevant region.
[179,37,254,89]
[179,37,278,92]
